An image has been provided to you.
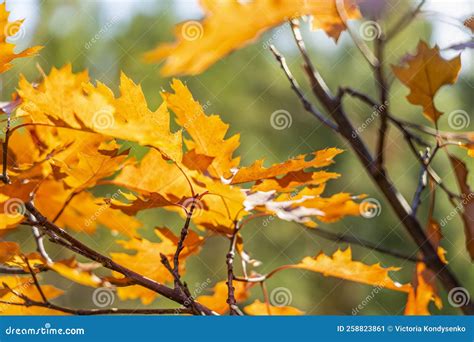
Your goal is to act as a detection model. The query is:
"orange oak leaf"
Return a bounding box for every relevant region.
[0,3,42,73]
[243,299,304,316]
[196,280,251,314]
[231,148,342,184]
[0,180,38,230]
[404,262,442,315]
[110,228,203,304]
[447,154,474,260]
[392,41,461,123]
[0,242,19,262]
[145,0,360,76]
[294,247,411,292]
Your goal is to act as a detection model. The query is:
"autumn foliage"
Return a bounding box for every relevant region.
[0,1,473,316]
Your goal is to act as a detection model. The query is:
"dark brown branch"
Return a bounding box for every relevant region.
[302,224,421,263]
[226,221,243,315]
[0,298,191,315]
[52,191,79,223]
[374,37,389,171]
[277,36,474,314]
[24,202,215,315]
[23,256,47,303]
[160,254,202,315]
[1,108,11,184]
[338,87,378,108]
[173,196,197,286]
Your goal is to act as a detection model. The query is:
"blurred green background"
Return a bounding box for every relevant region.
[3,0,473,315]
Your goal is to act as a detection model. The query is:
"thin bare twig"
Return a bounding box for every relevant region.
[268,44,338,132]
[302,224,422,263]
[335,0,379,67]
[24,202,215,315]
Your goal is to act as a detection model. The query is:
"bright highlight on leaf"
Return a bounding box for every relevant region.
[145,0,360,76]
[0,3,41,73]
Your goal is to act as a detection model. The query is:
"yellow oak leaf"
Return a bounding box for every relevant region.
[0,276,64,315]
[244,299,304,316]
[47,262,103,288]
[17,65,182,161]
[294,247,411,292]
[162,79,240,178]
[392,41,461,123]
[196,280,251,314]
[0,3,42,73]
[53,143,129,191]
[35,180,141,237]
[145,0,360,75]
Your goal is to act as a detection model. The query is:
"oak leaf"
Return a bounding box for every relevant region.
[243,299,304,316]
[447,154,474,260]
[294,247,410,292]
[0,3,42,73]
[145,0,360,75]
[196,280,251,314]
[110,228,203,304]
[392,41,461,123]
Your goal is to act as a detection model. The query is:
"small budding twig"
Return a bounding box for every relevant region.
[268,43,338,133]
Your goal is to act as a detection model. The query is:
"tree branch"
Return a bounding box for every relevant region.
[302,224,422,263]
[275,35,474,314]
[226,221,243,315]
[24,202,215,315]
